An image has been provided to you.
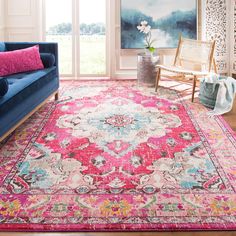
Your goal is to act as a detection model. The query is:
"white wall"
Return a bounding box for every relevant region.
[0,0,5,40]
[4,0,42,42]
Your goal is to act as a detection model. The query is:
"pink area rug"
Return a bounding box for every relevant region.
[0,80,236,231]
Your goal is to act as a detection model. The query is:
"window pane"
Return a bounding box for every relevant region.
[79,0,106,75]
[45,0,73,75]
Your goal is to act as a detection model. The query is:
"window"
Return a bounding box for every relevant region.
[44,0,108,77]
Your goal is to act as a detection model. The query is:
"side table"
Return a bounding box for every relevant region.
[137,52,159,86]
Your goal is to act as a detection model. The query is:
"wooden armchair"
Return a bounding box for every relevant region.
[155,36,217,102]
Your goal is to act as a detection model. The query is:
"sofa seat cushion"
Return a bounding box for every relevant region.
[0,67,57,116]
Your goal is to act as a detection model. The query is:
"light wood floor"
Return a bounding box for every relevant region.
[1,79,236,236]
[223,100,236,131]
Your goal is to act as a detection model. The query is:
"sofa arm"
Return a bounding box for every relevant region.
[4,42,59,76]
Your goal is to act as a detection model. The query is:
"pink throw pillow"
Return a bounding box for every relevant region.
[0,45,44,76]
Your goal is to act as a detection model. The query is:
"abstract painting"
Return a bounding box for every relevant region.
[121,0,197,49]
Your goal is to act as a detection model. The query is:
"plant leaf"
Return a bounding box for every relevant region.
[149,47,155,53]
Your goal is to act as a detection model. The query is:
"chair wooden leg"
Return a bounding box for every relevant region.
[213,58,217,73]
[191,76,197,102]
[155,68,161,92]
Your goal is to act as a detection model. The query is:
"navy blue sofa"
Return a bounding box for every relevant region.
[0,42,59,142]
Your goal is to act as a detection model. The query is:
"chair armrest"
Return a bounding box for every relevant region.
[4,42,59,76]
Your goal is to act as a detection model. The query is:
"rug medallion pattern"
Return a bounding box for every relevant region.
[0,81,236,231]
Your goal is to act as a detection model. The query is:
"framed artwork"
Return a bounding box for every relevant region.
[121,0,198,49]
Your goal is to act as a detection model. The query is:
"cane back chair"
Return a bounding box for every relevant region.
[155,36,217,102]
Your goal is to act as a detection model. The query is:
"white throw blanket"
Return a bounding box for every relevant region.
[200,74,236,115]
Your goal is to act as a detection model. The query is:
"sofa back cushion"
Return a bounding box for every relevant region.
[0,78,9,97]
[0,45,44,77]
[40,53,55,68]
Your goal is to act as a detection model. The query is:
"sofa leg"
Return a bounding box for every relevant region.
[55,92,59,101]
[191,76,197,102]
